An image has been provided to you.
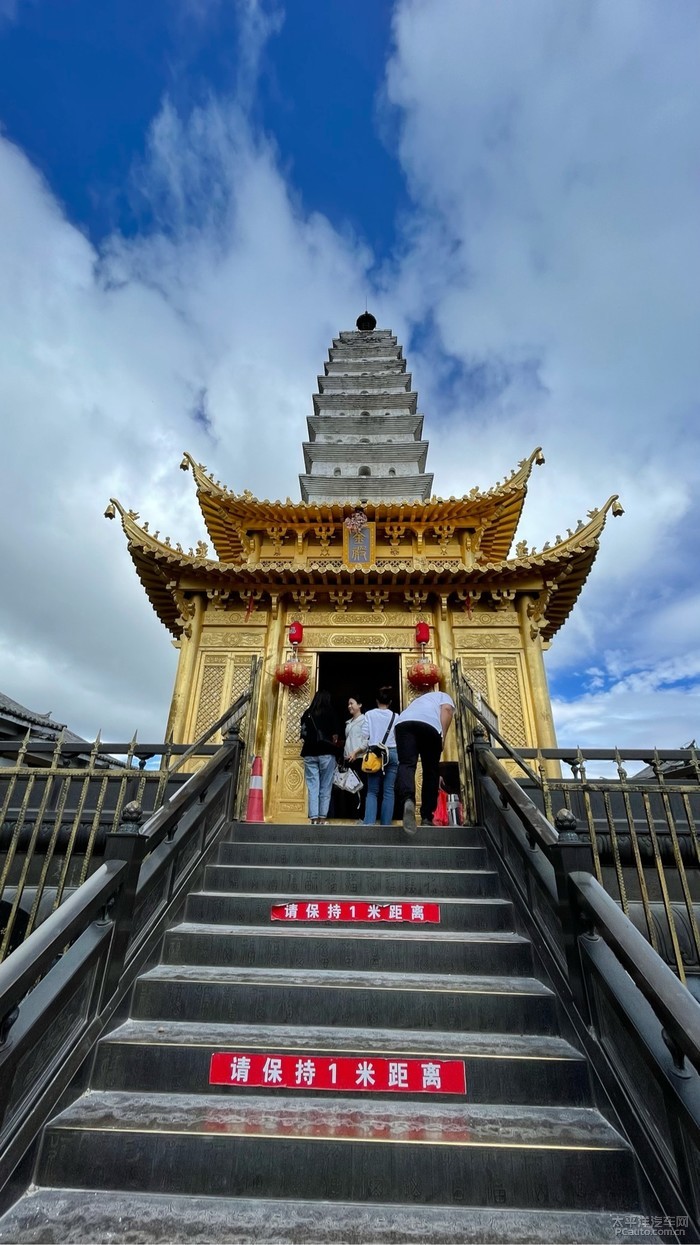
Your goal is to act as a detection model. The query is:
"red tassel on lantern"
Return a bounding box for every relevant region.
[275,661,309,689]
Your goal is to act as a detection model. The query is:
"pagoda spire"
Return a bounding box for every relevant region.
[299,313,433,504]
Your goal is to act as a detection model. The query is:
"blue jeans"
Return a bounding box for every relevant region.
[304,754,336,819]
[363,747,398,825]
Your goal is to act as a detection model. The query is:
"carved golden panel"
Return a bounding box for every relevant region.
[194,657,226,737]
[284,761,305,794]
[454,631,520,650]
[494,663,528,747]
[294,609,420,629]
[330,633,387,648]
[284,669,314,745]
[200,631,265,649]
[454,611,518,627]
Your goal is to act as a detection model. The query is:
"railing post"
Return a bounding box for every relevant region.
[99,802,148,1005]
[549,807,596,1022]
[222,722,244,822]
[470,725,490,826]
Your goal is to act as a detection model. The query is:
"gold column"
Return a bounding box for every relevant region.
[516,594,560,774]
[259,597,287,816]
[433,594,457,762]
[166,593,205,743]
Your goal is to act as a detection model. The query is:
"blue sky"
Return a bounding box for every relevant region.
[0,0,699,750]
[0,1,404,253]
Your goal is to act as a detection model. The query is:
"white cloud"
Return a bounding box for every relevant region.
[0,0,698,754]
[385,0,700,746]
[0,103,369,740]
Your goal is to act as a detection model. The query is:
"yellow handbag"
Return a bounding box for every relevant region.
[361,746,385,774]
[360,713,395,775]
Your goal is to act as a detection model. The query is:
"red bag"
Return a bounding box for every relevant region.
[433,787,449,826]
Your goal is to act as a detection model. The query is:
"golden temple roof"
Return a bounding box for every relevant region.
[105,479,622,643]
[179,447,545,566]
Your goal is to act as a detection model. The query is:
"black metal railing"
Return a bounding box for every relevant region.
[490,745,700,983]
[0,665,259,1199]
[451,664,700,1233]
[0,668,259,962]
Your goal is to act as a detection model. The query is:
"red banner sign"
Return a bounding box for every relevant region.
[209,1052,466,1094]
[270,901,440,923]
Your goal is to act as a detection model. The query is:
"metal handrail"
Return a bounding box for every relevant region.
[451,663,541,785]
[0,862,125,1034]
[167,674,257,776]
[476,740,700,1064]
[571,870,700,1075]
[477,746,558,848]
[136,739,241,845]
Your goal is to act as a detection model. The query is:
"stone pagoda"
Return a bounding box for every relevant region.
[107,313,622,822]
[300,312,432,503]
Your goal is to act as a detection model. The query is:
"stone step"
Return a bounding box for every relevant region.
[163,923,533,975]
[0,1189,660,1245]
[134,963,560,1034]
[92,1019,590,1106]
[37,1091,640,1211]
[184,891,515,931]
[217,841,488,869]
[225,821,474,846]
[204,862,501,898]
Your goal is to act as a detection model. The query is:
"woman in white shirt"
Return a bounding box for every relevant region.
[342,696,369,818]
[395,688,455,835]
[344,697,369,762]
[362,686,398,826]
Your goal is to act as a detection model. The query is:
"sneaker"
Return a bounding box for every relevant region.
[421,817,433,826]
[402,799,417,836]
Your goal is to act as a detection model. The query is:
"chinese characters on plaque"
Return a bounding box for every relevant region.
[342,522,375,567]
[270,901,440,923]
[209,1053,466,1094]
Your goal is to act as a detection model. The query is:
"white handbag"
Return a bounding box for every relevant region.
[332,766,363,796]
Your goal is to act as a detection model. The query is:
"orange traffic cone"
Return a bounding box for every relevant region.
[245,755,264,822]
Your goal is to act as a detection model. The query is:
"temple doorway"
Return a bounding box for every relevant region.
[317,652,402,723]
[317,651,402,822]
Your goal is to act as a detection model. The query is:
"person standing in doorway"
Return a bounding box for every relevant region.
[395,687,455,836]
[300,690,341,824]
[343,696,369,820]
[363,686,398,826]
[344,697,369,768]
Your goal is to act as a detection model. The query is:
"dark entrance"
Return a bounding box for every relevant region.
[317,652,402,723]
[317,651,402,821]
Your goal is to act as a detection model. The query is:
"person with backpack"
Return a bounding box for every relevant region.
[300,690,341,824]
[362,686,398,826]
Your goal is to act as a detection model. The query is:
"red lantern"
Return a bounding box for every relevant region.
[415,622,430,647]
[407,661,441,690]
[289,621,304,647]
[275,661,309,689]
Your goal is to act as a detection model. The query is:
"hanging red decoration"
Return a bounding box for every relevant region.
[415,621,430,646]
[288,621,304,647]
[407,661,441,690]
[275,661,309,689]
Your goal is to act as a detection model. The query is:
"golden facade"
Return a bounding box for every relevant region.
[107,444,622,822]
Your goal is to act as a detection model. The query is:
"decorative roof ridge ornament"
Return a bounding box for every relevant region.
[505,494,624,567]
[104,497,215,564]
[486,446,545,498]
[180,451,230,498]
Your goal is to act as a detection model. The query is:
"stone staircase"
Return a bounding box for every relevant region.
[0,821,656,1243]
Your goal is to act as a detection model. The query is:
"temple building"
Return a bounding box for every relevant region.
[107,313,622,822]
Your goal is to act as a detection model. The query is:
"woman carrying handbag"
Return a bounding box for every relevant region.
[300,690,341,824]
[362,686,398,827]
[340,695,369,820]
